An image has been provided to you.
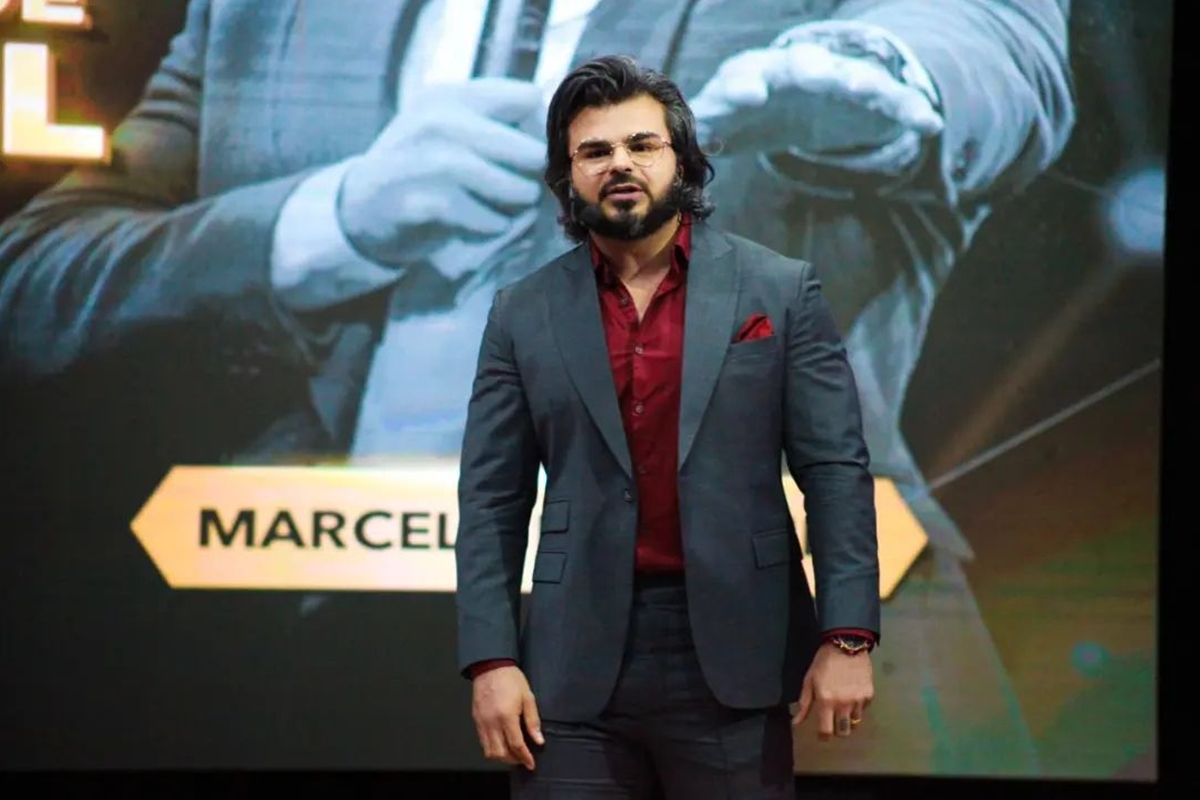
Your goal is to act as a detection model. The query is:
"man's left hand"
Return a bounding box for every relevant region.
[793,643,875,739]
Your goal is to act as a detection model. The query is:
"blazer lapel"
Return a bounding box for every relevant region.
[269,0,419,448]
[266,0,419,177]
[678,224,738,469]
[549,247,633,478]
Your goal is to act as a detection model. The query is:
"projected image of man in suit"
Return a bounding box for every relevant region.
[0,0,1074,773]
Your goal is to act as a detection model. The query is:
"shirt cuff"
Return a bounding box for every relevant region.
[468,659,518,679]
[823,628,879,648]
[270,158,404,312]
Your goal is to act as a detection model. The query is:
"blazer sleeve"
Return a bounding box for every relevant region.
[782,259,881,637]
[0,0,322,381]
[455,287,541,676]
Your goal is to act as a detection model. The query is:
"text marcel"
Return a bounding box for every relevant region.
[200,508,456,550]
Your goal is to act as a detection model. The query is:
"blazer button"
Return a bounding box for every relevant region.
[622,489,633,503]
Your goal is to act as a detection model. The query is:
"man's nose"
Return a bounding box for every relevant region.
[608,144,635,171]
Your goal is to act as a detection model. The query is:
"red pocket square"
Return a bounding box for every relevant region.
[735,313,774,343]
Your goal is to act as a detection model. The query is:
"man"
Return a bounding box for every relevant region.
[0,0,1072,771]
[455,55,879,797]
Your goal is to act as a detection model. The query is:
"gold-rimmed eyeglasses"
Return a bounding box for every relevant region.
[569,132,673,176]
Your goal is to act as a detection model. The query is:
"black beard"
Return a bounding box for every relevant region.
[572,179,683,241]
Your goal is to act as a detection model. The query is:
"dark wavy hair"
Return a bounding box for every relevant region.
[544,55,715,242]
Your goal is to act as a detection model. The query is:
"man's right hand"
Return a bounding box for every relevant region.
[337,78,546,274]
[472,664,544,770]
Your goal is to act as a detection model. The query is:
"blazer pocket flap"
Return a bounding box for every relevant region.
[532,551,567,583]
[539,500,570,533]
[752,530,791,568]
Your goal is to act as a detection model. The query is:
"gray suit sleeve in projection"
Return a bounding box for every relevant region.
[0,0,319,380]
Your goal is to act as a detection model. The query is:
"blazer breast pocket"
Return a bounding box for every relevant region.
[726,335,779,361]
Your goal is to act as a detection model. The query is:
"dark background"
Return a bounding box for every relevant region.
[0,0,1181,792]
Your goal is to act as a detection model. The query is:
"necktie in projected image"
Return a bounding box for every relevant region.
[475,0,552,80]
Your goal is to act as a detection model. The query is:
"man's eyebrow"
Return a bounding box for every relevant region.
[575,131,664,149]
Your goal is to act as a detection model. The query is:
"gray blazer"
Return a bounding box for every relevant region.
[455,223,879,718]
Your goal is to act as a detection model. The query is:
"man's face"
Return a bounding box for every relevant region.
[566,93,681,241]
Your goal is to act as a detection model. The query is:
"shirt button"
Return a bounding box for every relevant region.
[637,465,648,475]
[619,296,630,306]
[623,489,634,502]
[633,402,644,415]
[634,344,644,355]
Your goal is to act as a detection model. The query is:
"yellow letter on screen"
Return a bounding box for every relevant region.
[20,0,91,27]
[2,42,107,161]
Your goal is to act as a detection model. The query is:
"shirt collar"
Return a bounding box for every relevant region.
[590,214,693,287]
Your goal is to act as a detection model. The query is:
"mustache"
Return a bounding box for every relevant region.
[601,177,649,198]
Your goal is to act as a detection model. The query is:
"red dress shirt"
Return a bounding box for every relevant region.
[593,218,690,574]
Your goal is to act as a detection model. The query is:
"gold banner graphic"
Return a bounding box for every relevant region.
[131,463,927,597]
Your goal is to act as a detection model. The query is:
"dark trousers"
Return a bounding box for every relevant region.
[512,576,795,799]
